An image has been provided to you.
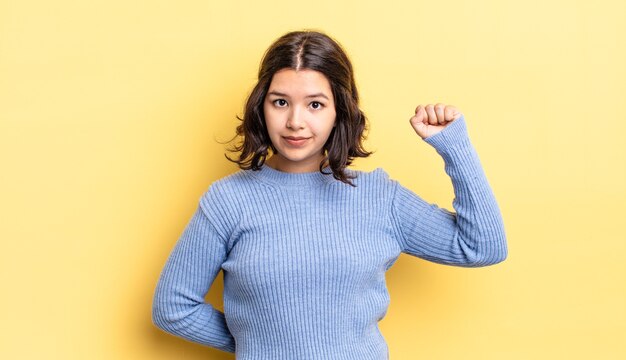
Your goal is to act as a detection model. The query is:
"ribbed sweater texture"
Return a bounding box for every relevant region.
[152,115,508,359]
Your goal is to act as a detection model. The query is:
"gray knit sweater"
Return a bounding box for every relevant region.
[152,115,507,359]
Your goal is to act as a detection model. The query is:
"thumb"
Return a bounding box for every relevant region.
[409,106,429,139]
[410,118,430,139]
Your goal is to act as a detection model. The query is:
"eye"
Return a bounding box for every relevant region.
[273,99,288,107]
[310,101,324,110]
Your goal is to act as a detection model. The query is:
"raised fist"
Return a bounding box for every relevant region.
[409,103,462,139]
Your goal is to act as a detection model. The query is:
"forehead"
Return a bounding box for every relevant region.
[267,68,332,97]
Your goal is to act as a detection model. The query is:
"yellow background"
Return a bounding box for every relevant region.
[1,0,624,359]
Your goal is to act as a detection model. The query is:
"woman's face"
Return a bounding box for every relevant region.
[263,68,337,173]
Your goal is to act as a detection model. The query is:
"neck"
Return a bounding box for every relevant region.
[251,163,336,188]
[265,154,326,173]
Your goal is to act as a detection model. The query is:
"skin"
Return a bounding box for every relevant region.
[263,68,463,173]
[264,68,337,173]
[409,103,463,139]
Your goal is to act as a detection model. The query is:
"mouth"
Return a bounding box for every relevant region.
[283,136,310,147]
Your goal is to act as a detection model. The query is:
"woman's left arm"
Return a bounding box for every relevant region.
[390,104,507,267]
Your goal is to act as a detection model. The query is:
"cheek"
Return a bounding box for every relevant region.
[262,103,270,125]
[313,120,336,140]
[263,105,277,131]
[325,111,337,133]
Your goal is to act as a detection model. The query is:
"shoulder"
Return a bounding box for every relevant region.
[348,167,393,181]
[207,170,253,194]
[345,167,399,190]
[199,170,255,215]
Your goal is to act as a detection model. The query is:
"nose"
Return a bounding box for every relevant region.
[286,106,305,130]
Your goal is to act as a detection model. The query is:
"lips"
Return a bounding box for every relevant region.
[283,136,310,147]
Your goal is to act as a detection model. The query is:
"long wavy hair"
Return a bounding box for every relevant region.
[226,30,371,185]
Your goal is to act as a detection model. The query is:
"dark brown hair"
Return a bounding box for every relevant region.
[226,30,371,185]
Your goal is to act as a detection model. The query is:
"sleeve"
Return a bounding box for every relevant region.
[151,188,236,353]
[390,115,508,267]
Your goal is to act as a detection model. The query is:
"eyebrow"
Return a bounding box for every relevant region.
[267,91,330,100]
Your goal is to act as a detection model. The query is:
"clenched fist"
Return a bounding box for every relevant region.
[409,103,462,140]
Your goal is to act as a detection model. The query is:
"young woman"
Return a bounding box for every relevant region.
[152,30,507,359]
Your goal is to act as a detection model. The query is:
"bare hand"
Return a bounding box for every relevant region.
[409,103,462,139]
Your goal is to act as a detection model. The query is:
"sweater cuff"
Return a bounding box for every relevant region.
[422,115,470,154]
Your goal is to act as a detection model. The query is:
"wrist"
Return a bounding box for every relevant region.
[423,115,470,153]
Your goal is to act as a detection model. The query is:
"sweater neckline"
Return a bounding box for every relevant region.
[251,164,338,187]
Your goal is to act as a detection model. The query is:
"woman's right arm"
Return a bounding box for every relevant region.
[152,195,235,353]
